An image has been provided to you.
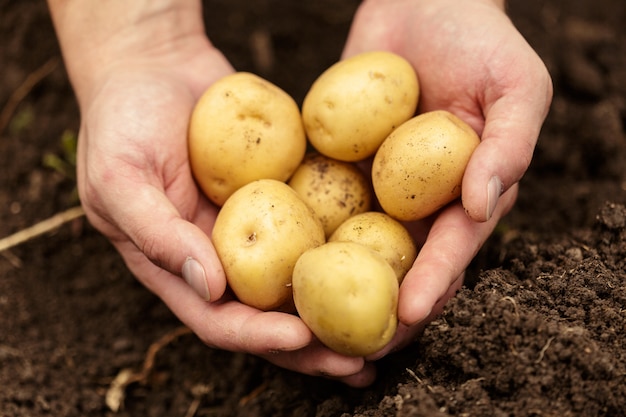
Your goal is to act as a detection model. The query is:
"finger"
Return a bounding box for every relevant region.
[462,52,552,222]
[143,271,376,385]
[260,340,377,388]
[246,318,375,386]
[366,273,464,361]
[335,362,377,388]
[140,266,313,352]
[398,184,518,326]
[100,178,227,302]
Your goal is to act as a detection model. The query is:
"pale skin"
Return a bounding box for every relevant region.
[47,0,552,387]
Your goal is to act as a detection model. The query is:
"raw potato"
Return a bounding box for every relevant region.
[302,51,419,162]
[372,110,480,221]
[189,72,306,206]
[288,153,372,237]
[329,212,417,283]
[212,179,325,311]
[292,241,399,357]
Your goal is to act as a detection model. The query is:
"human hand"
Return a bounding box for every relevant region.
[48,1,377,387]
[342,0,553,357]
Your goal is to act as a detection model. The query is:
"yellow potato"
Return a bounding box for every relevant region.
[329,212,417,283]
[372,110,480,221]
[189,72,306,206]
[302,51,419,162]
[212,179,325,311]
[292,241,398,357]
[288,153,372,237]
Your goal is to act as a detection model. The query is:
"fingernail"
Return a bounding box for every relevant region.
[182,257,210,301]
[486,176,503,220]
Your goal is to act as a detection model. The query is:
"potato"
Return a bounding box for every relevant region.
[329,212,416,283]
[189,72,306,206]
[212,179,325,311]
[302,51,419,162]
[292,241,398,357]
[372,110,480,221]
[288,153,372,237]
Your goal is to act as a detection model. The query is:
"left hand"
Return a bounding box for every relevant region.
[341,0,552,359]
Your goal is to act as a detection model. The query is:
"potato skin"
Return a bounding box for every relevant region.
[288,153,372,237]
[292,241,399,357]
[372,110,480,221]
[189,72,306,206]
[329,212,417,283]
[212,179,325,311]
[302,51,419,162]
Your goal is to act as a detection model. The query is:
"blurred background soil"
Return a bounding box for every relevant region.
[1,0,625,416]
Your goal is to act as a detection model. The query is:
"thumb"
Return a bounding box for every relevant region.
[462,70,552,222]
[96,181,227,302]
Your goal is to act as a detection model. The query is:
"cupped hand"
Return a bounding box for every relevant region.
[75,35,375,386]
[342,0,553,357]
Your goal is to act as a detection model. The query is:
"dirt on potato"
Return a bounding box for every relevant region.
[1,0,625,416]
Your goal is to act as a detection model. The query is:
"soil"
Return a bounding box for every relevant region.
[1,0,625,416]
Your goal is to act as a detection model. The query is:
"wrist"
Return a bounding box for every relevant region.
[47,0,208,107]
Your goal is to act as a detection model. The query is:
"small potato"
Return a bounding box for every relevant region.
[288,153,372,237]
[302,51,419,162]
[329,212,417,283]
[212,179,325,311]
[189,72,306,206]
[372,110,480,221]
[293,241,398,357]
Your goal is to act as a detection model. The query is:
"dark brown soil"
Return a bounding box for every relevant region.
[1,1,625,416]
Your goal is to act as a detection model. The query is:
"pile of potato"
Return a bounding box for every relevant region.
[188,51,480,356]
